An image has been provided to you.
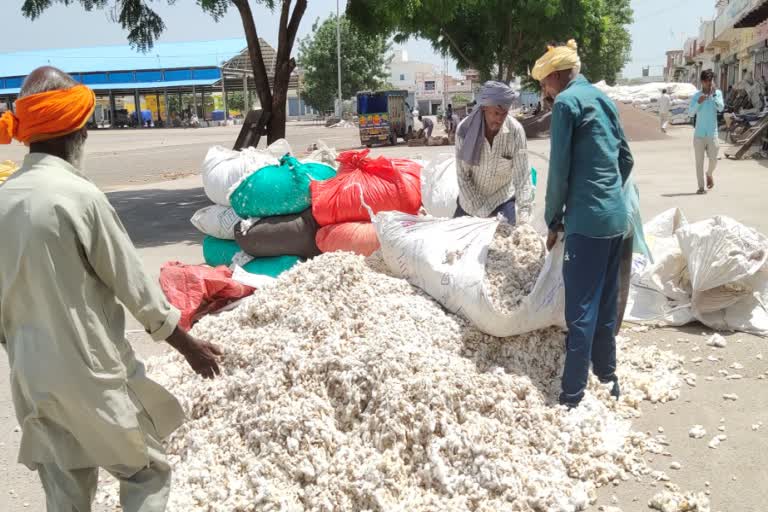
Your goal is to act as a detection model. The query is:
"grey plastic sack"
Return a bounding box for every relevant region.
[235,208,320,259]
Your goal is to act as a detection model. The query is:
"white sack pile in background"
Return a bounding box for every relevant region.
[98,253,689,511]
[485,223,546,313]
[594,81,696,125]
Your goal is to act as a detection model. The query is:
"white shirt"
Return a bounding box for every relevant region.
[659,94,672,115]
[455,115,533,220]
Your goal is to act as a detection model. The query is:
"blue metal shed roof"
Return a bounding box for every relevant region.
[0,78,220,96]
[0,39,246,78]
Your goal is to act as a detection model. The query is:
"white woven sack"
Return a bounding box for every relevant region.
[190,205,241,240]
[374,212,565,337]
[420,154,459,218]
[201,139,292,206]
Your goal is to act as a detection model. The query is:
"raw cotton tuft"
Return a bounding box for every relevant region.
[97,253,687,511]
[484,223,546,314]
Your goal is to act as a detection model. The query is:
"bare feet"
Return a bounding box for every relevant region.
[707,175,715,189]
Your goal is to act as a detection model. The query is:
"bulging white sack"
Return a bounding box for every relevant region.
[201,139,292,206]
[420,154,459,218]
[374,212,565,337]
[190,205,241,240]
[676,216,768,315]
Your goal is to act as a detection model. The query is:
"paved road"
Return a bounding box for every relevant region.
[1,123,366,189]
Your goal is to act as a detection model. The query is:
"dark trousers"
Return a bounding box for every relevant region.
[560,233,623,405]
[454,197,516,224]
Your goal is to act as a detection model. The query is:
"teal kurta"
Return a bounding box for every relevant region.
[545,75,633,237]
[0,153,183,471]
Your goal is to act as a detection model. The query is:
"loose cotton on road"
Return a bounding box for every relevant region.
[98,253,689,511]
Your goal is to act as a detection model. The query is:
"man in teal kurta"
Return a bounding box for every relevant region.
[533,41,633,407]
[0,66,223,512]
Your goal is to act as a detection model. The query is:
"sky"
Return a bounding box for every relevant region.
[625,0,718,78]
[1,0,719,79]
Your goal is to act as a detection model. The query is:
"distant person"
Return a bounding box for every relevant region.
[689,69,724,194]
[445,103,454,132]
[659,88,672,133]
[454,81,533,224]
[418,114,434,139]
[0,66,222,511]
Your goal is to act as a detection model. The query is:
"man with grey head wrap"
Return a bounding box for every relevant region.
[454,81,533,223]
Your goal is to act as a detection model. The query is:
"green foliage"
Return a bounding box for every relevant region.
[228,91,246,111]
[21,0,275,52]
[347,0,633,85]
[298,15,391,112]
[450,93,471,106]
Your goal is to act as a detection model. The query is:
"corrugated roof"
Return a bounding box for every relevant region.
[0,78,220,96]
[0,39,246,78]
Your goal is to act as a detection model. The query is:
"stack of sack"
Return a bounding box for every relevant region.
[310,149,423,256]
[593,81,696,125]
[624,208,768,336]
[191,140,337,277]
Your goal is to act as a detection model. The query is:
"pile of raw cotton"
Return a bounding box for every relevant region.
[484,223,546,314]
[99,253,689,511]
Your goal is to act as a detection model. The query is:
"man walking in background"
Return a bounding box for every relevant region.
[0,66,222,511]
[659,88,672,133]
[532,40,633,408]
[689,69,724,194]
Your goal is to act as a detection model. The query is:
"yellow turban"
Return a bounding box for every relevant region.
[531,39,581,81]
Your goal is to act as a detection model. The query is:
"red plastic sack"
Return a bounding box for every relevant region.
[316,222,380,256]
[310,149,422,226]
[159,261,255,330]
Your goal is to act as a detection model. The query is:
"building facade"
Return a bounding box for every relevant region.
[679,0,768,91]
[388,49,476,115]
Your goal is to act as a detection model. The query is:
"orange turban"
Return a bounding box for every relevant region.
[0,84,95,145]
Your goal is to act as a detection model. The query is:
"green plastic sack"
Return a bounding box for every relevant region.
[229,155,336,218]
[202,236,300,277]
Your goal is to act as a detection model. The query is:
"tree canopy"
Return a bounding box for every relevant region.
[347,0,633,86]
[298,15,391,112]
[22,0,307,143]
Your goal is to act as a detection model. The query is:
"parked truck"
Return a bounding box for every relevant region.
[356,90,414,146]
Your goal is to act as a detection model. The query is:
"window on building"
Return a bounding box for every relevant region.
[425,80,436,91]
[400,74,405,81]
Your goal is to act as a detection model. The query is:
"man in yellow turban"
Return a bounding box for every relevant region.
[532,42,634,408]
[0,66,223,511]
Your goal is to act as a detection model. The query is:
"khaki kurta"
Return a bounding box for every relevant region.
[0,153,183,471]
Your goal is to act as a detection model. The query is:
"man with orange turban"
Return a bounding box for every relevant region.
[0,66,222,511]
[532,42,634,409]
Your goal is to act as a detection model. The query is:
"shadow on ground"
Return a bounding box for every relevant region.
[661,192,702,197]
[107,186,210,248]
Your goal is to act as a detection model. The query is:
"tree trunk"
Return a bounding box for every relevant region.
[268,0,307,143]
[270,56,294,142]
[233,0,272,114]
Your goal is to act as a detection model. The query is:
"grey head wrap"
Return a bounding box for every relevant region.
[457,81,516,165]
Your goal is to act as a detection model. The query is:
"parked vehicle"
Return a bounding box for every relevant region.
[113,109,133,128]
[356,90,414,147]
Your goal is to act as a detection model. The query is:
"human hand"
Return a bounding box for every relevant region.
[698,94,708,104]
[546,230,560,251]
[167,328,223,378]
